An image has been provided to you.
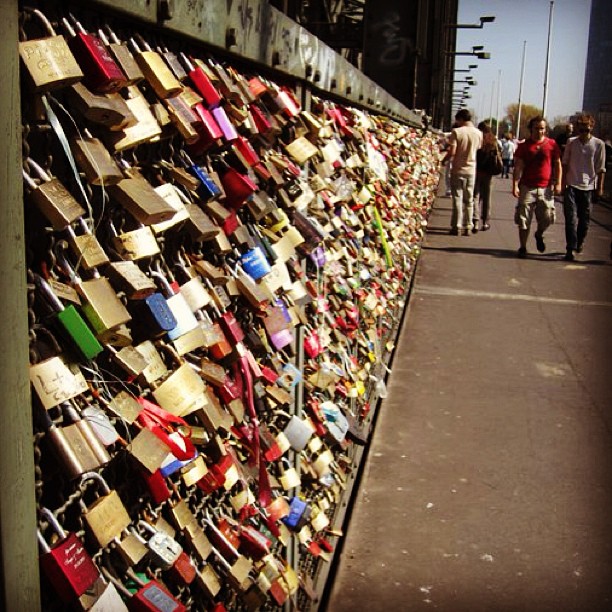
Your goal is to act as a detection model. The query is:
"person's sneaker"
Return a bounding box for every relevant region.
[482,223,491,231]
[517,247,527,258]
[449,228,459,235]
[576,242,584,253]
[535,231,545,253]
[471,222,479,234]
[563,251,575,262]
[463,229,470,236]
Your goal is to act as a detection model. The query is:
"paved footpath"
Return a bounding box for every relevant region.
[325,176,612,612]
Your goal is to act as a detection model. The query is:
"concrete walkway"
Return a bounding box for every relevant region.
[325,177,612,612]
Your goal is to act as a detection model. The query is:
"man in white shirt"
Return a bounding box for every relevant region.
[443,109,483,235]
[500,134,516,178]
[561,113,606,261]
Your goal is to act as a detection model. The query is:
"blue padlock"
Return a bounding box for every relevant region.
[130,292,177,336]
[282,496,312,531]
[240,246,271,280]
[188,164,222,202]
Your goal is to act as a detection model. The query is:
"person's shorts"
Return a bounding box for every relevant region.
[515,185,555,230]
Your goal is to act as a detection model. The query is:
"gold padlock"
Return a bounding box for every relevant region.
[130,36,182,99]
[71,134,125,185]
[108,175,176,225]
[111,224,161,261]
[106,261,157,300]
[77,277,132,335]
[107,86,162,151]
[79,472,131,548]
[23,158,85,230]
[19,8,83,91]
[66,83,135,131]
[66,222,110,271]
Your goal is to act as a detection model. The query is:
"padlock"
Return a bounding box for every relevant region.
[66,83,137,131]
[229,481,256,513]
[66,221,111,271]
[77,276,132,337]
[180,53,221,108]
[33,273,103,360]
[108,174,176,225]
[194,563,222,599]
[114,528,148,567]
[71,133,125,185]
[218,166,257,210]
[103,567,187,611]
[129,293,177,339]
[129,35,182,98]
[211,105,239,142]
[79,472,132,548]
[22,158,86,230]
[281,496,312,531]
[278,458,301,490]
[107,86,162,151]
[18,8,83,92]
[81,575,130,611]
[101,26,144,85]
[38,507,100,604]
[110,222,161,261]
[62,16,127,93]
[106,261,157,300]
[150,263,199,340]
[205,517,253,592]
[61,400,111,466]
[240,246,271,281]
[164,93,201,143]
[133,520,183,570]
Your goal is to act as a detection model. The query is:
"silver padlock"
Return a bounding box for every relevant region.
[133,520,183,570]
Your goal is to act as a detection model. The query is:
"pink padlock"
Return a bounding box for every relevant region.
[212,106,238,141]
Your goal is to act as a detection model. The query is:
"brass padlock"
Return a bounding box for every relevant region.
[107,86,162,151]
[77,277,132,336]
[106,260,156,300]
[66,82,135,131]
[66,222,110,271]
[110,223,161,261]
[108,175,176,225]
[71,134,125,185]
[130,36,182,99]
[19,8,83,91]
[23,158,85,230]
[79,472,132,548]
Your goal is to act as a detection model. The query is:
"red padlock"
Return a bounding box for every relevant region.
[38,508,100,604]
[167,551,197,585]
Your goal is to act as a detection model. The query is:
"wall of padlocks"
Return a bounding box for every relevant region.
[19,2,442,610]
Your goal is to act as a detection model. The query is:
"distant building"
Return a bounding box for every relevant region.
[582,0,612,137]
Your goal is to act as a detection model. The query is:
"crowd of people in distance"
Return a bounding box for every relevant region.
[441,109,607,261]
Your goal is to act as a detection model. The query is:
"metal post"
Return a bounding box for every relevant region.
[542,1,554,118]
[496,69,502,138]
[516,40,527,139]
[0,0,41,609]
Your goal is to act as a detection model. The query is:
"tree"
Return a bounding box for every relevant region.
[505,103,543,139]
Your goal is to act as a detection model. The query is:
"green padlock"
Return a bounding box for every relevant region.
[34,273,103,359]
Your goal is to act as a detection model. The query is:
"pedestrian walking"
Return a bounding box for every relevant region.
[500,133,516,178]
[442,109,482,235]
[473,122,502,232]
[561,113,606,261]
[512,116,562,258]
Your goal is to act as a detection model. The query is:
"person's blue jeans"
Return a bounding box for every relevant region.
[563,186,593,252]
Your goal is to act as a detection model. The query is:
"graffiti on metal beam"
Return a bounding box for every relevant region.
[371,12,413,67]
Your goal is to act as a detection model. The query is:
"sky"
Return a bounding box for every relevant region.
[455,0,592,127]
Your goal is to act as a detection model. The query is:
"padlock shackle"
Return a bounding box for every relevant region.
[179,52,194,72]
[40,507,68,538]
[33,272,64,312]
[61,17,77,38]
[29,8,57,36]
[26,157,52,182]
[79,470,112,494]
[133,33,152,52]
[97,28,110,46]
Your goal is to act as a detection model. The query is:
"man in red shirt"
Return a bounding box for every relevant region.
[512,116,562,257]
